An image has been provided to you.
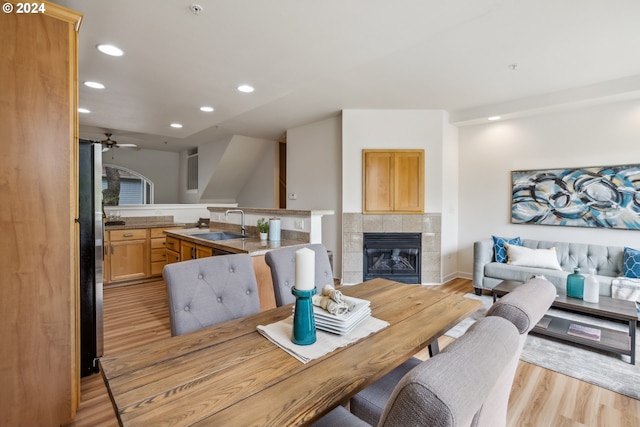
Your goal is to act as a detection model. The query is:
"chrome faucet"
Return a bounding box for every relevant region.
[225,209,246,236]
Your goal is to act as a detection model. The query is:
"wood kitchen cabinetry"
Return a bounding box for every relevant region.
[165,235,182,265]
[0,3,83,425]
[106,229,149,283]
[180,240,215,260]
[105,226,183,284]
[150,227,182,276]
[362,149,424,214]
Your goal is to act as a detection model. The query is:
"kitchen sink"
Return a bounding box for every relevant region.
[192,232,247,241]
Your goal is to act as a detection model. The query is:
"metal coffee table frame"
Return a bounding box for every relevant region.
[492,280,637,365]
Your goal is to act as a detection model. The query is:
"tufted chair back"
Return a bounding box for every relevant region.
[264,244,334,306]
[163,254,261,336]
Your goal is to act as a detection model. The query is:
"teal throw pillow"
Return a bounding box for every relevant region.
[623,247,640,278]
[492,235,522,263]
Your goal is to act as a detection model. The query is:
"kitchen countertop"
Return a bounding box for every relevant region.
[165,228,310,256]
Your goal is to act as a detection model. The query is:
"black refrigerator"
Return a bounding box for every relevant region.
[78,140,104,376]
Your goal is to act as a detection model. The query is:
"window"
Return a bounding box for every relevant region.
[187,149,198,191]
[102,164,154,205]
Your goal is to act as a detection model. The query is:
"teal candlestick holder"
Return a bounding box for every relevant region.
[291,287,317,345]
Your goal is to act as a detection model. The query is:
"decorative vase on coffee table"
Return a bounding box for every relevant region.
[583,268,599,303]
[566,268,584,299]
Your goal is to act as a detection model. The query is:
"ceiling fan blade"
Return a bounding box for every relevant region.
[117,143,137,148]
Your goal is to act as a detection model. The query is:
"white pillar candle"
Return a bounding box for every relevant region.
[295,247,315,291]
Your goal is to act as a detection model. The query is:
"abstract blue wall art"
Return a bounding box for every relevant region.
[511,164,640,230]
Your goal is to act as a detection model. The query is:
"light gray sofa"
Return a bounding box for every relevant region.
[474,238,625,296]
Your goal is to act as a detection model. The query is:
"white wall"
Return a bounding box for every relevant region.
[457,99,640,278]
[342,109,448,213]
[237,141,279,208]
[180,135,233,203]
[441,116,460,281]
[287,116,342,275]
[342,109,461,281]
[102,148,180,203]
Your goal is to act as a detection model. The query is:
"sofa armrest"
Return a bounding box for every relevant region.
[473,239,495,291]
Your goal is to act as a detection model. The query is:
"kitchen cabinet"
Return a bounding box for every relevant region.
[362,149,424,214]
[150,227,182,276]
[180,240,215,260]
[105,226,184,283]
[0,3,83,425]
[165,235,181,265]
[107,229,149,283]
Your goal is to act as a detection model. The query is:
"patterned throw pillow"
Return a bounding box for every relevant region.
[492,235,522,263]
[623,247,640,278]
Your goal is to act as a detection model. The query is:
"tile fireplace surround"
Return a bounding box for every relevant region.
[342,213,442,284]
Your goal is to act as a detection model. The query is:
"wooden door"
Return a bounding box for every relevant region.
[363,151,394,213]
[394,151,424,212]
[181,240,196,260]
[363,149,424,213]
[196,245,214,258]
[0,4,83,425]
[109,240,148,282]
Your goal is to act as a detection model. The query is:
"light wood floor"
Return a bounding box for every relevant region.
[65,278,640,427]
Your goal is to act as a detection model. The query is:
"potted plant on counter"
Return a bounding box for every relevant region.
[257,218,269,240]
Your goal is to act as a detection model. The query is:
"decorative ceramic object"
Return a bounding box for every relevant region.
[583,268,600,303]
[291,287,316,345]
[566,268,584,299]
[269,218,281,241]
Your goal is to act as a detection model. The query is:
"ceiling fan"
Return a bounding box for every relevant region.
[100,133,137,151]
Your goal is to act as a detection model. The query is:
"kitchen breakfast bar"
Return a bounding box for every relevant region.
[100,279,481,426]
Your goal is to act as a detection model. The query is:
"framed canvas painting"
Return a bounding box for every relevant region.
[511,164,640,230]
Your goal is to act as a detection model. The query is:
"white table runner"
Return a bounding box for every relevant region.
[257,315,389,363]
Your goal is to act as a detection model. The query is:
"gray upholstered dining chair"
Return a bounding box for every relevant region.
[163,254,261,336]
[264,243,334,306]
[348,276,556,427]
[312,315,520,427]
[479,276,556,427]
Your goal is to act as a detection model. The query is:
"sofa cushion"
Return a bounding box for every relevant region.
[505,243,562,270]
[492,235,522,263]
[521,239,624,278]
[623,247,640,278]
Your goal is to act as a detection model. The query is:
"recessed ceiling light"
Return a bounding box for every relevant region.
[84,81,105,89]
[170,123,183,129]
[488,116,501,121]
[78,108,91,114]
[96,44,124,57]
[200,106,214,112]
[237,84,255,93]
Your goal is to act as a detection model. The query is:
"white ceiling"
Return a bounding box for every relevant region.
[58,0,640,152]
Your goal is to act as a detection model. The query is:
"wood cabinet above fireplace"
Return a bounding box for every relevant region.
[362,149,424,214]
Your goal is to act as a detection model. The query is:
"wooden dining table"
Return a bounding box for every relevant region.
[100,278,482,427]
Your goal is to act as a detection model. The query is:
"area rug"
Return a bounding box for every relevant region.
[445,294,640,400]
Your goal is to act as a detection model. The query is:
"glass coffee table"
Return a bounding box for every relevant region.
[492,280,637,365]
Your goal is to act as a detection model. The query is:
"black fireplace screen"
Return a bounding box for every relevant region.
[363,233,421,284]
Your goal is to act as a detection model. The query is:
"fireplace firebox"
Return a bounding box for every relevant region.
[363,233,421,284]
